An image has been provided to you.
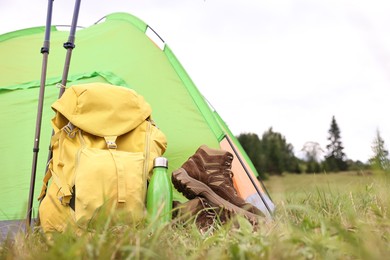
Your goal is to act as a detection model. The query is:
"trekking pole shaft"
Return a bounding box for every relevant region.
[27,0,54,229]
[59,0,81,98]
[43,0,82,198]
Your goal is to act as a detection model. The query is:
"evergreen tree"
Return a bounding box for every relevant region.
[258,128,298,174]
[324,116,347,172]
[238,128,301,176]
[369,128,390,171]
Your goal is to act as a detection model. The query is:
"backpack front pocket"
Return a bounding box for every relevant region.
[74,147,145,228]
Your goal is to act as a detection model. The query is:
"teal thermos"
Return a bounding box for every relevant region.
[146,157,172,226]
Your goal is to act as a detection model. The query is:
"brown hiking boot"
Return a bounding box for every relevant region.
[172,145,263,224]
[173,197,229,232]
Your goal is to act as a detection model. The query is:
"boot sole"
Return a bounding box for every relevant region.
[172,168,259,223]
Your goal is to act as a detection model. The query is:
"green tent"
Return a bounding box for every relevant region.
[0,12,273,234]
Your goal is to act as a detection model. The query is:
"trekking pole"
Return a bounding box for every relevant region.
[27,0,82,229]
[58,0,82,98]
[37,0,82,211]
[45,0,82,169]
[27,0,55,229]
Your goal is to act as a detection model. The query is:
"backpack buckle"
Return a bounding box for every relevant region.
[63,122,77,138]
[104,136,118,149]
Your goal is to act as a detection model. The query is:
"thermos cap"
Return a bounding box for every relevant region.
[153,157,168,168]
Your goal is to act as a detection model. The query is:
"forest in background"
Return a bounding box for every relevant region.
[237,115,390,179]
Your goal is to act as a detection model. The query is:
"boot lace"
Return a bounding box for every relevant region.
[223,155,234,179]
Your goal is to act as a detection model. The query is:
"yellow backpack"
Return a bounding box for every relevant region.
[37,82,167,233]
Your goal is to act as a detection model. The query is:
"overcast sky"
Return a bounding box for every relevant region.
[1,0,389,162]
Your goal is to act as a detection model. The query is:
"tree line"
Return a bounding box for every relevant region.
[237,115,390,179]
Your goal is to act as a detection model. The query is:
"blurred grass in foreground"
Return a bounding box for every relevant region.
[1,171,389,259]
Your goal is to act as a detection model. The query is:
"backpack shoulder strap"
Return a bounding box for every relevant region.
[38,122,77,204]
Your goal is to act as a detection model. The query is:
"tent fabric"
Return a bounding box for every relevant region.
[0,12,274,228]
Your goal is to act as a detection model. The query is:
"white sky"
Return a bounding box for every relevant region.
[1,0,389,163]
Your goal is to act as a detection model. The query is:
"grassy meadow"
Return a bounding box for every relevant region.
[1,171,389,259]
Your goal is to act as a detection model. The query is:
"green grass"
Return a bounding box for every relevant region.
[265,171,390,259]
[1,171,389,259]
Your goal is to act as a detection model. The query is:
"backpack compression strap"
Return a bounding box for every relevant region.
[104,136,127,203]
